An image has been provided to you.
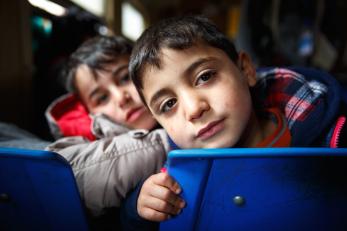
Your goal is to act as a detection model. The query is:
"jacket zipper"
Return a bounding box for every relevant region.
[330,116,346,148]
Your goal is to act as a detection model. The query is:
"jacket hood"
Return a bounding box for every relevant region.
[45,93,96,141]
[46,93,131,141]
[255,67,343,146]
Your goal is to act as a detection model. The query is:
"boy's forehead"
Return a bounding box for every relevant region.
[141,44,231,79]
[141,63,163,90]
[78,55,129,75]
[76,64,94,79]
[75,65,100,84]
[141,48,179,83]
[141,46,197,78]
[97,55,130,71]
[74,65,97,96]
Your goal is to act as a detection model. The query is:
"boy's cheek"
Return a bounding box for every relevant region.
[170,134,193,149]
[166,126,177,139]
[166,126,185,146]
[159,118,193,147]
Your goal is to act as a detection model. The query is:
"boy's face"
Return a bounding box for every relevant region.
[75,55,157,130]
[141,44,258,148]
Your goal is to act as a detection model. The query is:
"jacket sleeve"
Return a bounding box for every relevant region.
[45,129,169,217]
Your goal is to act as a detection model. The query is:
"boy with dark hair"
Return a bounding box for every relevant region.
[45,35,170,228]
[121,15,347,228]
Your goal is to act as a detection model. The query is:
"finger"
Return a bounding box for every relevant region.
[148,184,185,209]
[153,172,182,195]
[139,207,171,222]
[144,195,182,216]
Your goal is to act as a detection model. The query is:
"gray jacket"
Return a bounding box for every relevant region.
[46,100,170,216]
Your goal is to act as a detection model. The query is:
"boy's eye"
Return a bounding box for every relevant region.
[159,98,177,113]
[195,70,216,86]
[118,74,130,85]
[96,93,109,105]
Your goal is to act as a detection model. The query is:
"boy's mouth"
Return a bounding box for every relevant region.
[196,119,225,140]
[126,107,145,123]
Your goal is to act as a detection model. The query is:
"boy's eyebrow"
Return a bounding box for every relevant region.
[111,64,128,76]
[88,86,101,100]
[183,57,215,76]
[149,88,171,109]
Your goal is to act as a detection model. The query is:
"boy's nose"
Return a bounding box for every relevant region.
[118,91,131,108]
[183,94,210,122]
[112,88,131,108]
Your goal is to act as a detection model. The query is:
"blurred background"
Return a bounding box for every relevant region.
[1,0,347,140]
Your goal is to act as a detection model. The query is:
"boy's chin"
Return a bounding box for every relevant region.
[190,139,237,149]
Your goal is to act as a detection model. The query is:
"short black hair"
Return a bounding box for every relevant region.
[129,15,239,103]
[62,35,133,92]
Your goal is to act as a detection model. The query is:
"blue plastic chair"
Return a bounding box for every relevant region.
[160,148,347,231]
[0,147,88,230]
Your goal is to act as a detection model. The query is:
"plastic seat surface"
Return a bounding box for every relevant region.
[160,148,347,231]
[0,147,88,230]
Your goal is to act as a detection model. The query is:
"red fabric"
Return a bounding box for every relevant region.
[330,116,346,148]
[50,94,96,141]
[256,108,291,147]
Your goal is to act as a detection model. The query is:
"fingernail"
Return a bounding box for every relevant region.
[180,200,186,208]
[160,167,167,173]
[175,188,181,194]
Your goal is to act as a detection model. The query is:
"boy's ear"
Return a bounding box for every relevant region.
[237,51,257,87]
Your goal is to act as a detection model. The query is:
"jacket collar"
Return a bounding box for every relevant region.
[45,93,130,140]
[255,67,342,146]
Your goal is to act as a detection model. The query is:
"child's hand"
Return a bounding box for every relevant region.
[137,172,186,221]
